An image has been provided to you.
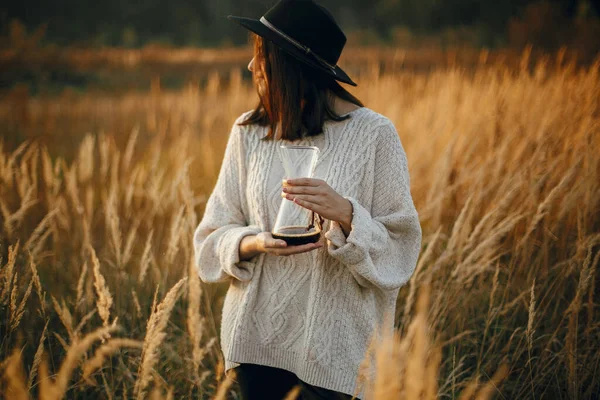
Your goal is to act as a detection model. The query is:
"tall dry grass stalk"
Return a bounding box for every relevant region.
[138,229,154,283]
[9,274,32,331]
[28,253,44,313]
[359,286,507,400]
[24,209,57,259]
[187,257,205,387]
[82,338,143,382]
[28,321,48,389]
[51,296,74,341]
[134,277,187,400]
[75,261,88,307]
[36,323,119,400]
[3,349,29,400]
[0,50,598,398]
[526,279,536,395]
[1,241,19,304]
[212,369,236,400]
[89,245,113,328]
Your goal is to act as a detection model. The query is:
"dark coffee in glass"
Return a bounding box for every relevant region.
[272,226,322,246]
[272,211,324,246]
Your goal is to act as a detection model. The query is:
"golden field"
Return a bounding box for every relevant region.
[0,48,599,399]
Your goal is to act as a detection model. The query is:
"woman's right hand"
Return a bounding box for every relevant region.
[239,232,322,261]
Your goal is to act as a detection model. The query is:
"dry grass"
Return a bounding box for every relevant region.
[1,45,575,86]
[0,48,599,399]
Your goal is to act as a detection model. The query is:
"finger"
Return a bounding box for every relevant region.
[271,242,322,256]
[285,194,323,208]
[263,238,288,248]
[270,241,319,254]
[282,185,321,195]
[284,178,322,187]
[292,197,324,214]
[282,193,320,205]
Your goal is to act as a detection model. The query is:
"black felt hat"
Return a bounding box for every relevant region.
[228,0,357,86]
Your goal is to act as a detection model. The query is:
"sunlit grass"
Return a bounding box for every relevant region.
[0,50,598,399]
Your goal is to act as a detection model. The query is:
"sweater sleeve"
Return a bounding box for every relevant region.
[324,121,422,291]
[193,119,262,283]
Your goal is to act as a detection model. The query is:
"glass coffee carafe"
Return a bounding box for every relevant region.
[272,145,324,246]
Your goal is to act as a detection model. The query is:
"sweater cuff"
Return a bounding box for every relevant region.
[218,225,262,281]
[325,197,372,266]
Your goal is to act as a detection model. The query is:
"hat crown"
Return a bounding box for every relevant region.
[263,0,346,66]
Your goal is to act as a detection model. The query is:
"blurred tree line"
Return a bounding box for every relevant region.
[1,0,599,52]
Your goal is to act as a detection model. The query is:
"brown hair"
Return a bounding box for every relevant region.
[239,34,363,141]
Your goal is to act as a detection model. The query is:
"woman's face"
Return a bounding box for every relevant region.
[248,38,268,97]
[248,56,267,96]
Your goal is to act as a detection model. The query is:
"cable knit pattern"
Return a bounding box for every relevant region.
[193,107,422,398]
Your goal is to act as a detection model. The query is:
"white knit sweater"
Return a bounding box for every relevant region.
[193,107,422,398]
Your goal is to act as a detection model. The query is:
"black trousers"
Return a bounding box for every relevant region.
[233,363,356,400]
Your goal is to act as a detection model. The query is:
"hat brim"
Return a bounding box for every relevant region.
[228,15,357,86]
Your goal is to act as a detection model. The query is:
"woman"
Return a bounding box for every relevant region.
[193,1,422,399]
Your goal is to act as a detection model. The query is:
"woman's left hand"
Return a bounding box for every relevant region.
[282,178,353,235]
